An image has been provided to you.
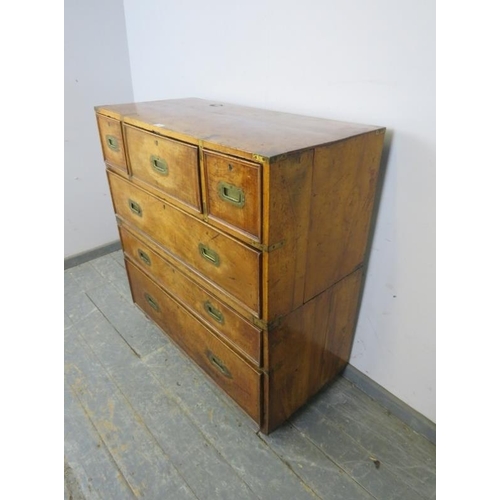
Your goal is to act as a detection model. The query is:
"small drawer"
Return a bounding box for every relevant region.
[124,124,201,212]
[204,151,262,241]
[120,226,262,365]
[96,114,127,172]
[108,171,261,315]
[127,260,261,423]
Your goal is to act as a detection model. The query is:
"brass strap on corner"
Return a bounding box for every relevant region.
[251,153,266,163]
[252,316,283,332]
[248,240,285,253]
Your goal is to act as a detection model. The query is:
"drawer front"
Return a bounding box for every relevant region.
[204,151,261,241]
[96,114,127,171]
[120,226,262,365]
[124,124,201,212]
[127,260,261,423]
[108,171,261,314]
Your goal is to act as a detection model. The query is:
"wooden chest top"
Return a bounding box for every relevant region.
[95,97,383,159]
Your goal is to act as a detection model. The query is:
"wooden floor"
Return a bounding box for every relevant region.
[64,251,436,500]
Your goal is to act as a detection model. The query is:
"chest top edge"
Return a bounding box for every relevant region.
[95,98,385,160]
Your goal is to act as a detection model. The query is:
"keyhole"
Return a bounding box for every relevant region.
[155,140,158,146]
[228,164,233,171]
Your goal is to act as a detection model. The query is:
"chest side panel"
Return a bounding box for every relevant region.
[304,131,385,301]
[265,268,364,432]
[262,150,314,323]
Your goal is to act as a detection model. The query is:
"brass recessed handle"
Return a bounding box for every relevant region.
[106,135,119,152]
[128,199,142,217]
[150,155,168,175]
[204,301,224,324]
[198,243,220,266]
[206,350,232,378]
[144,293,159,312]
[217,182,245,208]
[138,249,151,266]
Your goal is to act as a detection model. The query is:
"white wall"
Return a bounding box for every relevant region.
[121,0,435,421]
[65,0,134,258]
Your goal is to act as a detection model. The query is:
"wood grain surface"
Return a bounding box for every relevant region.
[96,98,383,159]
[96,98,386,435]
[127,260,262,423]
[265,269,363,432]
[108,170,262,315]
[304,131,385,301]
[204,151,262,241]
[120,225,262,365]
[96,114,127,172]
[124,124,201,212]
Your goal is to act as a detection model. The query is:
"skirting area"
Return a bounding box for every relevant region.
[65,250,436,499]
[64,241,122,270]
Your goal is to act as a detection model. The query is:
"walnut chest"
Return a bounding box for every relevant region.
[95,98,385,433]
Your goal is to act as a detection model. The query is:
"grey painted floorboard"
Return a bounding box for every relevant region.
[65,271,98,324]
[65,379,136,500]
[90,254,125,282]
[90,254,132,302]
[145,345,320,500]
[66,323,198,500]
[321,378,436,496]
[65,271,80,296]
[258,423,375,500]
[291,404,426,500]
[65,313,73,330]
[144,338,259,433]
[64,259,436,500]
[86,283,166,358]
[66,262,108,292]
[110,272,133,302]
[335,377,436,461]
[64,459,100,500]
[304,381,435,496]
[65,289,98,325]
[110,250,125,267]
[74,303,259,500]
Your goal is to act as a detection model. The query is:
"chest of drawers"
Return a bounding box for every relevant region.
[95,98,385,433]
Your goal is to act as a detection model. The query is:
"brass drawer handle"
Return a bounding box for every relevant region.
[144,293,159,312]
[128,199,142,217]
[204,301,224,324]
[206,350,232,378]
[217,182,245,208]
[106,134,120,152]
[150,155,168,175]
[198,243,220,267]
[138,249,151,266]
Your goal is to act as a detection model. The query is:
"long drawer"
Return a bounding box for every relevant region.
[108,170,261,315]
[120,225,262,365]
[126,260,261,422]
